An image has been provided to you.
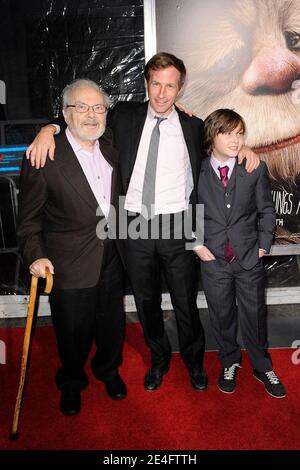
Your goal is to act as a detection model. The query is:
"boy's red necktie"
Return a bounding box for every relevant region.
[218,165,236,263]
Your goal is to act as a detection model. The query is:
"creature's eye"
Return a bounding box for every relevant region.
[284,31,300,51]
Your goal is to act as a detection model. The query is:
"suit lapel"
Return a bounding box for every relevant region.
[200,159,227,223]
[55,135,98,211]
[177,108,198,185]
[228,163,245,224]
[226,161,237,192]
[99,132,118,209]
[129,102,148,181]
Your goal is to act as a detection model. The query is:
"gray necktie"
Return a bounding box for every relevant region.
[141,116,166,219]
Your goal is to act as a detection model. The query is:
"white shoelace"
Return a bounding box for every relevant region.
[224,363,240,380]
[265,371,280,385]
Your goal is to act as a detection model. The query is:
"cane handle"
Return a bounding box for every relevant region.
[44,268,53,294]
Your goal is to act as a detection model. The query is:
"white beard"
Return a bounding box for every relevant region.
[70,123,106,143]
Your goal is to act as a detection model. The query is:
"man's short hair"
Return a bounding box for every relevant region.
[204,108,246,154]
[144,52,186,88]
[61,78,110,108]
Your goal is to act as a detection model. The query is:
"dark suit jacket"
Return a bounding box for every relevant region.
[108,101,206,207]
[17,129,121,289]
[197,158,276,269]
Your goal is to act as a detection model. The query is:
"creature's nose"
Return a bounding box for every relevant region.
[240,46,300,94]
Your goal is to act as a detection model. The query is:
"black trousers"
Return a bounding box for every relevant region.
[125,214,205,372]
[49,239,125,392]
[201,258,272,372]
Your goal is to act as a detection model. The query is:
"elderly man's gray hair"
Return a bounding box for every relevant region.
[62,79,110,108]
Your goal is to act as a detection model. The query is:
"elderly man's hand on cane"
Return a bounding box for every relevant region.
[29,258,54,278]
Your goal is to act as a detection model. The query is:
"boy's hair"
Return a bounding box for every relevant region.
[204,109,246,154]
[144,52,186,88]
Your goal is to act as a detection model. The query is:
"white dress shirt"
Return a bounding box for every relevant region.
[125,105,193,215]
[66,128,112,218]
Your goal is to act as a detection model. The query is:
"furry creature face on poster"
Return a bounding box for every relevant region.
[177,0,300,241]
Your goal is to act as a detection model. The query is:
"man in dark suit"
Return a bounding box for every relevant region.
[26,53,259,392]
[17,79,126,416]
[195,108,286,398]
[107,53,208,391]
[106,53,259,392]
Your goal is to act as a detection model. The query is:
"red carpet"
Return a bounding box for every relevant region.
[0,324,299,450]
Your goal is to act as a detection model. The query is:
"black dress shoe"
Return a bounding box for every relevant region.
[144,367,169,391]
[190,369,208,391]
[104,374,127,400]
[60,390,81,416]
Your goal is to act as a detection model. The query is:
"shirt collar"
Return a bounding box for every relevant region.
[147,103,176,121]
[210,154,236,171]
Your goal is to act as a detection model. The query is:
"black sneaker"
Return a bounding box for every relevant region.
[218,363,241,394]
[253,370,286,398]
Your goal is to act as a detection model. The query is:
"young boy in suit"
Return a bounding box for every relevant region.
[194,109,286,398]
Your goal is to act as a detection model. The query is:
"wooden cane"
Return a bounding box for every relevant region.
[9,268,53,441]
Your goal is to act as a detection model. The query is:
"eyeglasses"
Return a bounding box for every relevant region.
[66,103,108,114]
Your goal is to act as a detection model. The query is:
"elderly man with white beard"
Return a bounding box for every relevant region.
[17,79,126,416]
